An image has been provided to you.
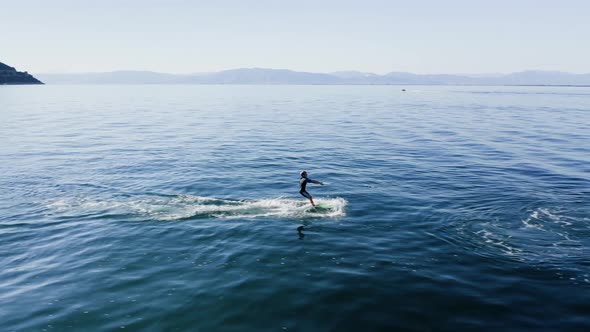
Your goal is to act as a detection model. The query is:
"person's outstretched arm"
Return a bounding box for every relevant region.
[310,179,324,185]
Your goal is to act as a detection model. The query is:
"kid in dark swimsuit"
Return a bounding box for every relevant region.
[299,171,323,207]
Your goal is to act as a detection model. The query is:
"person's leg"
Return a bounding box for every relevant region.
[301,191,315,207]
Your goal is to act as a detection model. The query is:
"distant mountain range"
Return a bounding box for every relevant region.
[1,62,43,84]
[35,68,590,86]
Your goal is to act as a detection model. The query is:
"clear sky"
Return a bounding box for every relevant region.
[2,0,589,74]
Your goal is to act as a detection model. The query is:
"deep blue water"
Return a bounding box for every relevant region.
[1,85,589,331]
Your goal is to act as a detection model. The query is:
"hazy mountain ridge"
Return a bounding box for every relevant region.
[36,68,590,86]
[1,62,43,84]
[176,68,341,84]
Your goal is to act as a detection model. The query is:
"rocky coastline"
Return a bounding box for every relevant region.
[0,62,43,84]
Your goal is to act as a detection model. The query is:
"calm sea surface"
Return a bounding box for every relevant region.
[1,85,589,331]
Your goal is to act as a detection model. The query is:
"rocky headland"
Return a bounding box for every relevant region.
[0,62,43,84]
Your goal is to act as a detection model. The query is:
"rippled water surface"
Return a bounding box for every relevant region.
[1,85,589,331]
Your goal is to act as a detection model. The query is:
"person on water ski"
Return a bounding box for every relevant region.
[299,171,323,207]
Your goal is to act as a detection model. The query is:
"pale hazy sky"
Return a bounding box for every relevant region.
[2,0,589,74]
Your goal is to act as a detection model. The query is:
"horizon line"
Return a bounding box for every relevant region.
[33,67,590,76]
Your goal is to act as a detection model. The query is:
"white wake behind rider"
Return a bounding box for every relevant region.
[299,171,323,207]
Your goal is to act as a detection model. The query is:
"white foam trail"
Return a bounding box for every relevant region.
[475,229,523,256]
[46,195,347,221]
[521,207,574,230]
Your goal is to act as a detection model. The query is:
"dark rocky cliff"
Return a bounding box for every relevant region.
[0,62,43,84]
